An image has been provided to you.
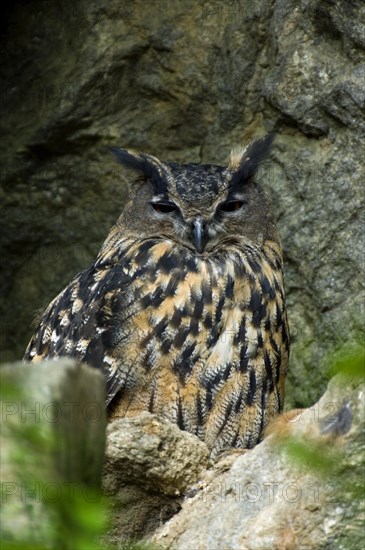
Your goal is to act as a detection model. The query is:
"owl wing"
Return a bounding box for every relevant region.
[24,252,137,405]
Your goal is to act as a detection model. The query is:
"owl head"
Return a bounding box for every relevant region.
[109,134,278,254]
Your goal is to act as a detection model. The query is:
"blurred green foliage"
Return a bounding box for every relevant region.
[278,341,365,502]
[0,374,160,550]
[330,341,365,378]
[0,377,107,549]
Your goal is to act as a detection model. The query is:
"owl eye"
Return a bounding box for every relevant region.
[220,200,245,212]
[151,201,178,214]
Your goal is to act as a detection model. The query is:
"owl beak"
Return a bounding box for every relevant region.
[192,217,206,253]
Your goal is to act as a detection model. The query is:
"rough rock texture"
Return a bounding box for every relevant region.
[102,412,210,543]
[0,1,364,408]
[151,375,365,550]
[104,412,210,496]
[0,359,106,545]
[101,482,182,546]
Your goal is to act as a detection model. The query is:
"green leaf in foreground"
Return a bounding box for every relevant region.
[330,342,365,378]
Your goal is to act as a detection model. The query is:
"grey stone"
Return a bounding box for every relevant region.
[104,412,211,496]
[152,375,365,550]
[0,359,106,545]
[100,482,182,547]
[101,412,210,543]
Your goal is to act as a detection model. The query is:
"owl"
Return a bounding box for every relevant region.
[24,134,289,458]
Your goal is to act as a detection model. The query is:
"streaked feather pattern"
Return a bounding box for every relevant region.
[24,134,289,457]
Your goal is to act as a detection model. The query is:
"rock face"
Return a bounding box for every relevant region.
[0,0,363,411]
[151,374,365,550]
[0,359,106,546]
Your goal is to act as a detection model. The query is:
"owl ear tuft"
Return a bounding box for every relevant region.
[108,147,164,182]
[228,133,275,183]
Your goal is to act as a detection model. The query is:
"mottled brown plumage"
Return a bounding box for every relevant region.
[24,135,289,457]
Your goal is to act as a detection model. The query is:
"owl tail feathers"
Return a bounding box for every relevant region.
[228,133,276,183]
[108,147,169,186]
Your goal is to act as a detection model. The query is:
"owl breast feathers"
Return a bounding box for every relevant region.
[24,134,289,457]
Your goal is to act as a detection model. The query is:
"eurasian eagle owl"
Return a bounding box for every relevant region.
[24,134,290,457]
